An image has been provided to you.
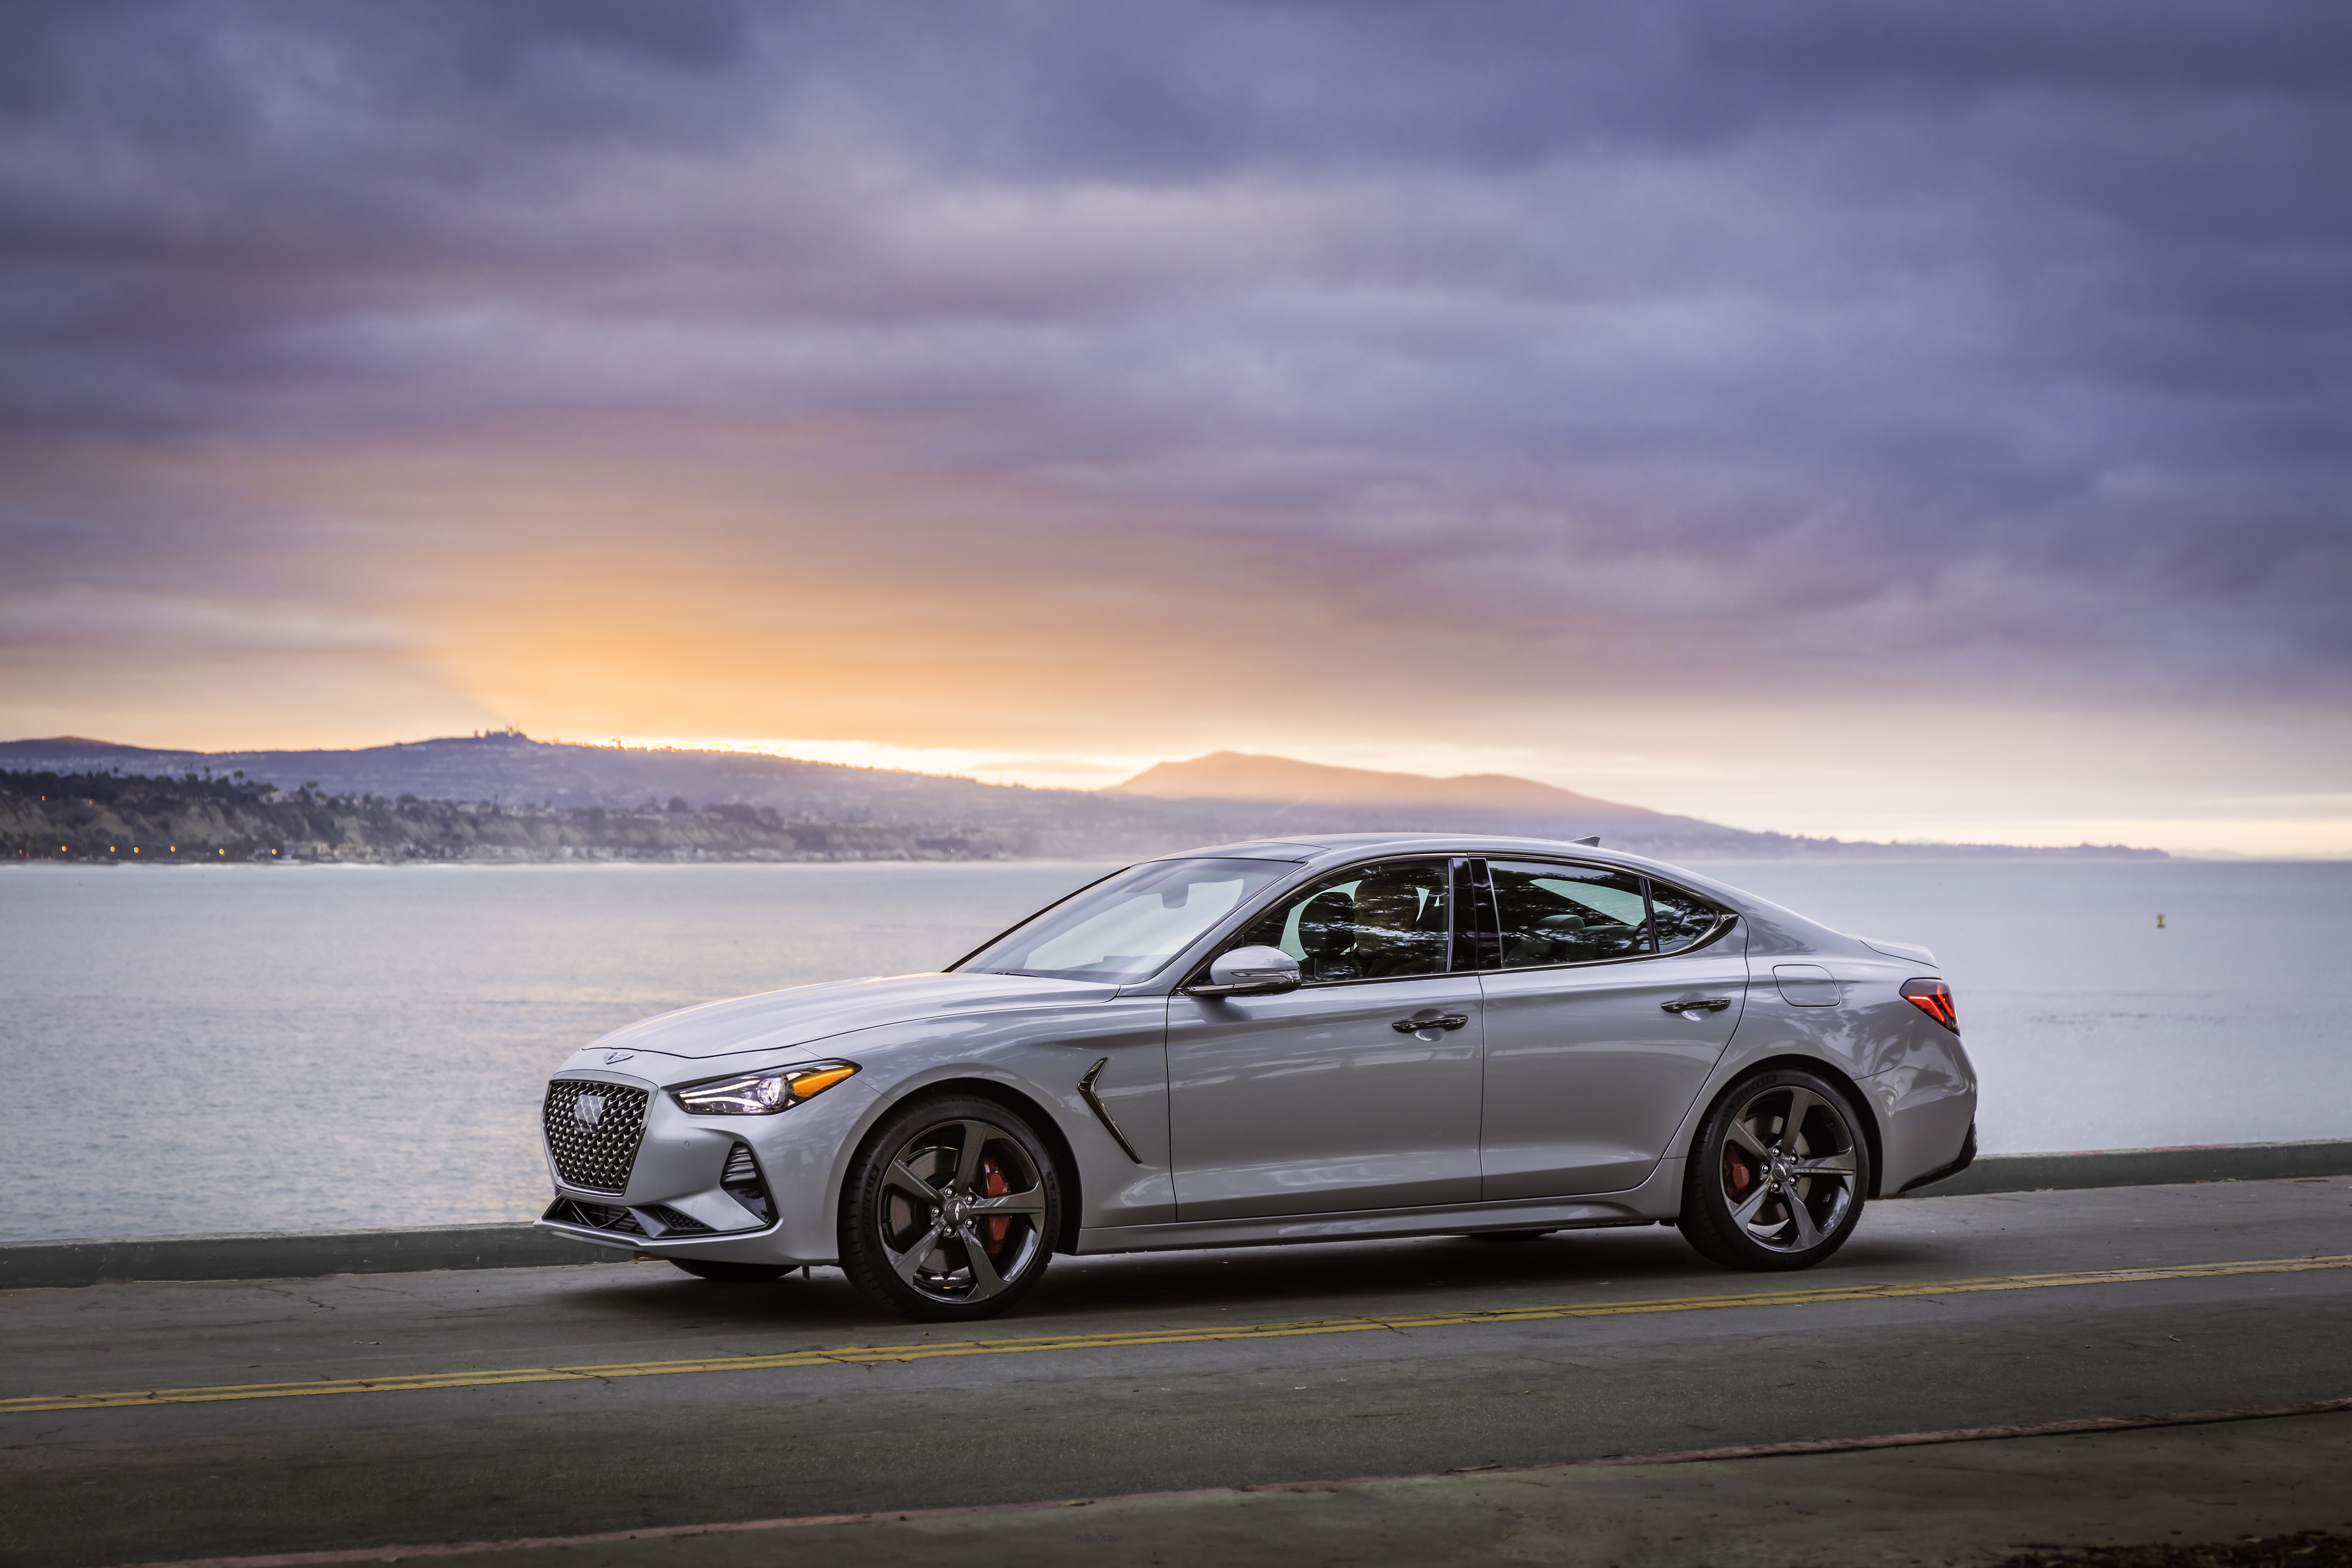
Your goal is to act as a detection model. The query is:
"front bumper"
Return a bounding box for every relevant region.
[534,1066,875,1266]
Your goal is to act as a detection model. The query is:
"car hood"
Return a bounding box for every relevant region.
[577,971,1119,1061]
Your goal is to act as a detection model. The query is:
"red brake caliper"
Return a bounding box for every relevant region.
[979,1156,1013,1252]
[1723,1144,1754,1200]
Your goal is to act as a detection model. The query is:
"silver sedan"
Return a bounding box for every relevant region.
[536,836,1978,1320]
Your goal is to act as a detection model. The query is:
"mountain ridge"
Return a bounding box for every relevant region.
[0,734,2165,859]
[1110,751,1699,825]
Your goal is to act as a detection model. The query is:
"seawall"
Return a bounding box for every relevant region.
[6,1137,2347,1290]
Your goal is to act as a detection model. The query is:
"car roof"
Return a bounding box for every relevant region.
[1153,834,1840,945]
[1138,835,1859,971]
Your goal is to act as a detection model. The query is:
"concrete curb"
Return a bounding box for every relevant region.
[5,1139,2348,1289]
[1906,1137,2352,1197]
[0,1223,627,1291]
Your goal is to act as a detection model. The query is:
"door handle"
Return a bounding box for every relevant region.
[1393,1012,1470,1033]
[1661,998,1732,1014]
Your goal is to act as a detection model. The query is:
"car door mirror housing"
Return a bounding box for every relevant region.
[1189,945,1302,997]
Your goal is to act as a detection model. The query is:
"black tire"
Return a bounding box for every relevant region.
[668,1259,792,1283]
[838,1094,1062,1322]
[1679,1068,1870,1271]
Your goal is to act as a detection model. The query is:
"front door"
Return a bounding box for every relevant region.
[1476,860,1748,1199]
[1167,857,1483,1222]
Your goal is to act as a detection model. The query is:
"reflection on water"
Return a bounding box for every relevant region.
[1,857,2344,1241]
[0,862,1105,1242]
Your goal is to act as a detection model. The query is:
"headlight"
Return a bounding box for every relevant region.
[669,1060,860,1115]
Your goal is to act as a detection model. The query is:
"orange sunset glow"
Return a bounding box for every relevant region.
[3,7,2347,855]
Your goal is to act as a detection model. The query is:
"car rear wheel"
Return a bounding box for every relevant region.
[839,1095,1061,1322]
[668,1259,792,1283]
[1679,1069,1869,1271]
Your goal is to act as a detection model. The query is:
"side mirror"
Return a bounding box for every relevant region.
[1188,945,1301,997]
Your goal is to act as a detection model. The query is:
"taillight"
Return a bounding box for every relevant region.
[1901,977,1958,1033]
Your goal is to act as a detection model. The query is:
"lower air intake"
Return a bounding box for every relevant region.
[544,1197,644,1235]
[721,1143,774,1224]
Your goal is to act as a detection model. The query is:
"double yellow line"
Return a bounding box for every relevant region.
[7,1253,2345,1417]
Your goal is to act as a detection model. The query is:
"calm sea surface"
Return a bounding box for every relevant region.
[2,857,2345,1242]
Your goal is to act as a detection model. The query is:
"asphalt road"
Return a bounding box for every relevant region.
[4,1177,2349,1568]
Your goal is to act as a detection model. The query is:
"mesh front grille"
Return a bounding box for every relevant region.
[542,1080,650,1193]
[645,1204,713,1235]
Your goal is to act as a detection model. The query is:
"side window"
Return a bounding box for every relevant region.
[1232,858,1454,983]
[1488,861,1652,967]
[1648,879,1726,955]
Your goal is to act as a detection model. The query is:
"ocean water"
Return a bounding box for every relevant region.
[1,857,2345,1243]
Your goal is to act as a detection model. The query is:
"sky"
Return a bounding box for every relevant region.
[2,2,2347,853]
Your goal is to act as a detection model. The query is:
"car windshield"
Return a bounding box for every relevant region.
[954,858,1298,985]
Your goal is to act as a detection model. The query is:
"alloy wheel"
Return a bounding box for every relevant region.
[1714,1081,1861,1254]
[874,1116,1049,1307]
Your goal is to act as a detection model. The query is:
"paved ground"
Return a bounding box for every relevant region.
[3,1177,2349,1568]
[293,1411,2352,1568]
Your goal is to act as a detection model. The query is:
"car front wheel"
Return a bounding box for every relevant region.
[839,1094,1061,1322]
[1679,1069,1870,1271]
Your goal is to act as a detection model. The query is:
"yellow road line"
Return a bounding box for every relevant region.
[6,1253,2344,1416]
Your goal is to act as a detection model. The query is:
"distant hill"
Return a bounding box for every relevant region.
[1111,751,1714,832]
[0,734,1211,858]
[0,733,1054,818]
[1102,749,1848,854]
[1,768,1028,864]
[0,735,2166,860]
[1103,753,2164,857]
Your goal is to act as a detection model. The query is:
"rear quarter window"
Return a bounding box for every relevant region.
[1649,879,1727,955]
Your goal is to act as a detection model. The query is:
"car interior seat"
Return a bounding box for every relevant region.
[1294,889,1357,981]
[1507,909,1589,966]
[1352,871,1443,977]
